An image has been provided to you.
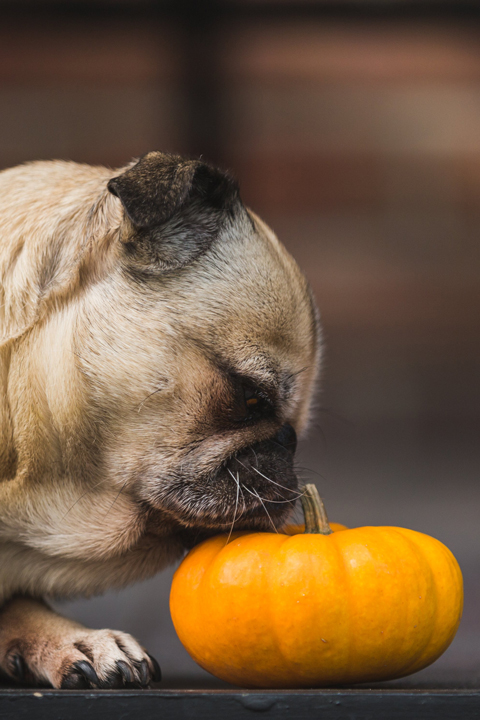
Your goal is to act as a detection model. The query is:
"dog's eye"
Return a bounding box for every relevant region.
[231,383,274,424]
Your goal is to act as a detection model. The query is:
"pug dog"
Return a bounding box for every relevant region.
[0,152,320,689]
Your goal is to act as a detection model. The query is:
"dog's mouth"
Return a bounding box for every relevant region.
[153,436,299,535]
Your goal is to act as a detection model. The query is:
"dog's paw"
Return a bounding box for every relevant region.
[4,628,161,689]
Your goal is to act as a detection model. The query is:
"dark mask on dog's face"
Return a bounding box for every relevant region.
[73,151,321,535]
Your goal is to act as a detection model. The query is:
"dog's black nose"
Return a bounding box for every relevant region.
[273,423,297,455]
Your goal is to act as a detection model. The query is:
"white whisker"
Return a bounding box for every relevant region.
[237,471,247,516]
[226,469,240,545]
[246,485,278,534]
[235,458,303,500]
[250,466,305,499]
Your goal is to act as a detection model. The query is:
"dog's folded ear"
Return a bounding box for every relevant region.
[107,152,239,273]
[108,152,237,228]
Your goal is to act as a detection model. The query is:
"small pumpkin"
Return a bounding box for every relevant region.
[170,484,463,688]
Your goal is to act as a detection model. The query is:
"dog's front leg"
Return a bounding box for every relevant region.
[0,596,161,688]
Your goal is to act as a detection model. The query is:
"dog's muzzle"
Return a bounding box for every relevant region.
[156,423,299,531]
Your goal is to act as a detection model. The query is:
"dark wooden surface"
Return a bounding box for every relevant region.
[2,673,480,720]
[1,685,480,720]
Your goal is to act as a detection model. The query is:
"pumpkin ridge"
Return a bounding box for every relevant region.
[283,534,327,684]
[332,526,426,683]
[328,530,355,682]
[262,534,295,684]
[368,527,436,679]
[383,528,439,677]
[389,528,463,677]
[344,526,407,682]
[336,528,375,682]
[219,533,291,686]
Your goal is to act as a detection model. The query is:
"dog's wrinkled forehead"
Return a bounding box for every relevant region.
[179,216,316,364]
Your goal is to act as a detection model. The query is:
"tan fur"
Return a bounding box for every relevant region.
[0,597,157,688]
[0,157,320,687]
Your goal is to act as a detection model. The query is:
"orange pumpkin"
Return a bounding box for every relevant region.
[170,484,463,688]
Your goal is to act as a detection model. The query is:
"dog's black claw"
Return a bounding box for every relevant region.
[73,660,100,688]
[147,653,162,682]
[116,660,135,684]
[137,659,149,686]
[61,671,88,689]
[10,655,26,682]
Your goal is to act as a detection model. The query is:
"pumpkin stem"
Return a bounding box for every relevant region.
[301,484,332,535]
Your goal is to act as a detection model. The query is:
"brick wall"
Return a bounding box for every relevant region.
[0,11,478,420]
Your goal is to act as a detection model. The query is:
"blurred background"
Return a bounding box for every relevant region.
[1,0,479,688]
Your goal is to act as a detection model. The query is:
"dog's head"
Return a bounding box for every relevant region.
[3,152,320,537]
